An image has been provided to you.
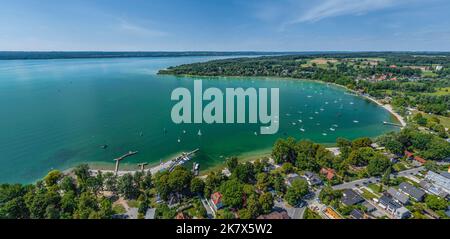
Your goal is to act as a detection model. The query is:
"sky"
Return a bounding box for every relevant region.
[1,0,450,51]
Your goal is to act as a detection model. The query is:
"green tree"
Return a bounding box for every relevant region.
[256,173,270,192]
[226,157,239,172]
[168,166,192,195]
[259,192,274,215]
[59,176,77,193]
[352,137,373,149]
[319,186,342,205]
[232,162,254,183]
[118,173,139,200]
[284,179,308,206]
[272,137,297,164]
[190,178,205,196]
[367,156,391,176]
[385,140,404,155]
[425,195,448,211]
[73,164,91,190]
[220,179,244,209]
[44,170,62,187]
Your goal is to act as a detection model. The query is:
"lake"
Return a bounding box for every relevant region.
[0,56,399,183]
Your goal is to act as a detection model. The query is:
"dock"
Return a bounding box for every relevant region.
[114,151,138,174]
[383,121,403,127]
[168,149,199,172]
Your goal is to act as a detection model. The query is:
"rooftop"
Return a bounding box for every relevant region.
[387,188,409,205]
[341,189,365,206]
[399,182,425,201]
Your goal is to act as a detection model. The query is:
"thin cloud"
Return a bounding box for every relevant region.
[291,0,403,23]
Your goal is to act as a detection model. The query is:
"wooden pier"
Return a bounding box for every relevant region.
[383,121,403,127]
[168,149,199,172]
[114,151,138,174]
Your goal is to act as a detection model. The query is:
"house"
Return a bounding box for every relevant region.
[398,182,426,202]
[326,147,341,156]
[414,156,427,165]
[320,168,336,180]
[257,211,290,219]
[144,208,156,219]
[378,195,411,219]
[303,172,323,186]
[383,152,400,163]
[435,65,443,71]
[404,150,427,165]
[341,189,365,206]
[370,143,384,150]
[421,171,450,197]
[362,201,376,213]
[285,173,301,187]
[211,192,224,211]
[404,150,414,159]
[324,207,342,219]
[350,209,365,219]
[387,188,410,205]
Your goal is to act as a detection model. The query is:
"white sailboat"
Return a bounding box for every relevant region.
[198,130,202,136]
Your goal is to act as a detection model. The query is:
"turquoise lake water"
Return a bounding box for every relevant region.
[0,56,399,183]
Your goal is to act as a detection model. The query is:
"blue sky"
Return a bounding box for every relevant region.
[1,0,450,51]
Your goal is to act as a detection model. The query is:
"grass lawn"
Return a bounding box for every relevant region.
[421,70,438,78]
[367,183,383,193]
[127,200,140,208]
[304,208,322,219]
[393,162,408,172]
[428,87,450,96]
[412,110,450,129]
[361,188,379,201]
[113,204,126,214]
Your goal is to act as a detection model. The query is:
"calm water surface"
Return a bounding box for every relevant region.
[0,56,399,183]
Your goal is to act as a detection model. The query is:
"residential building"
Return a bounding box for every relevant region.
[341,189,364,206]
[362,201,376,213]
[378,195,411,219]
[421,171,450,198]
[144,208,156,219]
[303,172,323,186]
[398,182,426,202]
[387,188,410,205]
[350,209,365,219]
[285,173,301,187]
[211,192,224,211]
[320,168,336,180]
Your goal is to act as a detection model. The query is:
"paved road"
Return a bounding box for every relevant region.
[333,166,424,190]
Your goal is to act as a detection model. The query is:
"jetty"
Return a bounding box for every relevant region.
[383,121,403,127]
[168,149,200,172]
[114,151,138,174]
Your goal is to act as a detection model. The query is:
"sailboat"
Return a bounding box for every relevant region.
[198,130,202,136]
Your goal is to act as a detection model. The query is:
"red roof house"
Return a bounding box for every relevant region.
[404,150,414,159]
[320,168,336,180]
[211,192,223,210]
[414,156,427,164]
